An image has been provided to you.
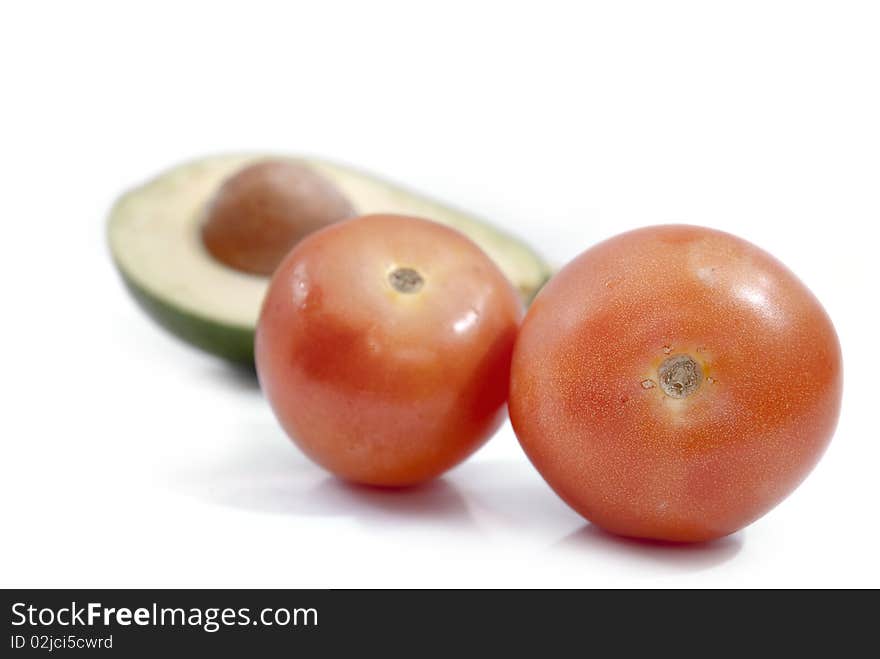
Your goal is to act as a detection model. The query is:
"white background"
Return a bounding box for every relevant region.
[2,1,878,588]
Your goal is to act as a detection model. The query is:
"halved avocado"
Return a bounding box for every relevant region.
[108,154,552,365]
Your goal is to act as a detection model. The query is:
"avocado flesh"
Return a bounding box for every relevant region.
[108,154,552,365]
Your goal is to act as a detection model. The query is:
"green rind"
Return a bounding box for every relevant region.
[117,267,256,365]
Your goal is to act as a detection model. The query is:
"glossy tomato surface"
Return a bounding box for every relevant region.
[256,214,523,486]
[510,225,842,542]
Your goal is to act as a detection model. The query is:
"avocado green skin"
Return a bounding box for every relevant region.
[117,268,256,366]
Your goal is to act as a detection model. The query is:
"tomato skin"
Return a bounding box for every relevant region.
[256,214,523,486]
[509,225,842,542]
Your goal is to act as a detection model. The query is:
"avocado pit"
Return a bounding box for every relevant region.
[200,160,355,276]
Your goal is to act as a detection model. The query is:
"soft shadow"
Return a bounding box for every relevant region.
[169,427,474,529]
[198,361,261,393]
[556,524,744,572]
[306,478,473,527]
[452,458,586,533]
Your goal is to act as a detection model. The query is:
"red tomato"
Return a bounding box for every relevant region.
[509,225,842,542]
[256,214,523,486]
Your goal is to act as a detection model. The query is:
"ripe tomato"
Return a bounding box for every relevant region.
[509,225,842,542]
[256,214,523,486]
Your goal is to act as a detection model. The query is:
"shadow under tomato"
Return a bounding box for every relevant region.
[307,477,474,525]
[451,457,587,533]
[556,524,744,572]
[169,426,475,529]
[197,360,261,393]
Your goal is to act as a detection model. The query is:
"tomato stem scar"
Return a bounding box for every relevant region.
[658,354,702,399]
[389,267,424,293]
